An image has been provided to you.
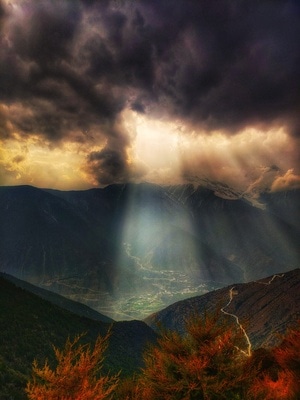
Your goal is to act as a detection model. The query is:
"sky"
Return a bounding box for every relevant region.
[0,0,299,198]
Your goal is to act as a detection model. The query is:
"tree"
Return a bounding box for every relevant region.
[26,332,119,400]
[137,312,251,399]
[25,315,300,400]
[248,322,300,400]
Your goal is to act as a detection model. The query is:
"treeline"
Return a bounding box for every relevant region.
[26,313,300,400]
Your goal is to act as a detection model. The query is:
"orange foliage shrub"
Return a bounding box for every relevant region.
[274,323,300,374]
[26,332,119,400]
[248,322,300,400]
[137,312,251,399]
[25,316,300,400]
[113,376,143,400]
[249,370,295,400]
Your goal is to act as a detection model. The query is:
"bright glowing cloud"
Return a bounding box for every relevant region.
[178,126,299,194]
[133,114,183,184]
[271,169,300,192]
[1,112,299,197]
[0,134,89,189]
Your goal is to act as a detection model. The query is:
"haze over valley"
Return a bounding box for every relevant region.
[1,183,299,320]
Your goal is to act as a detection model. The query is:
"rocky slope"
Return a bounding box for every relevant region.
[145,268,300,349]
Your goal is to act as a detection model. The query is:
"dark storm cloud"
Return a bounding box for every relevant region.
[138,0,300,134]
[86,148,128,185]
[13,2,81,63]
[0,0,299,185]
[0,1,5,23]
[0,1,80,100]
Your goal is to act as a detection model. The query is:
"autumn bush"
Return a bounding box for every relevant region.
[26,332,119,400]
[248,322,300,400]
[132,315,300,400]
[136,312,252,399]
[26,316,300,400]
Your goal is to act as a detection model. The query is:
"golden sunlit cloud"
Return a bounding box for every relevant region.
[0,133,90,190]
[133,113,183,185]
[177,125,299,194]
[271,169,300,192]
[1,105,299,197]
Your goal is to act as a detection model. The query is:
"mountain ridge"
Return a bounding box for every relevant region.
[0,272,114,323]
[144,268,300,349]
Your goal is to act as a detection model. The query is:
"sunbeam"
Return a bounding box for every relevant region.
[111,183,204,320]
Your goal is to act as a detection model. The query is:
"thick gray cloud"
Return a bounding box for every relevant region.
[0,0,299,185]
[86,148,129,185]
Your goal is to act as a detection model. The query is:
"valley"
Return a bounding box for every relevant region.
[0,184,299,320]
[41,244,218,320]
[54,271,215,321]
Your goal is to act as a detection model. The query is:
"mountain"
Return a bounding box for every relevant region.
[177,185,300,282]
[0,273,157,400]
[0,272,114,323]
[0,185,114,286]
[145,268,300,350]
[260,189,300,229]
[0,183,299,319]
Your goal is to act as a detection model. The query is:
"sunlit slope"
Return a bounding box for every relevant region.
[145,268,300,349]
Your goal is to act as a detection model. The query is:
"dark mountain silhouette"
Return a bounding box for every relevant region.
[0,185,115,287]
[0,273,157,399]
[0,272,114,323]
[0,184,299,319]
[145,268,300,349]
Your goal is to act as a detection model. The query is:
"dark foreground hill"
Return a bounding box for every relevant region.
[0,272,114,323]
[0,274,157,400]
[145,268,300,350]
[1,269,300,399]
